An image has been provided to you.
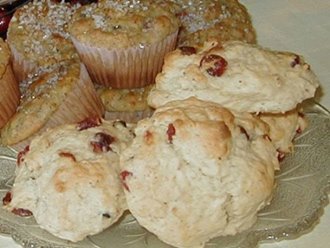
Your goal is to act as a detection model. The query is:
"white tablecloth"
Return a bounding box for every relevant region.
[1,0,329,247]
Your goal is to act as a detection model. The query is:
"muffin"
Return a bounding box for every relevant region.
[0,59,104,148]
[0,38,20,129]
[148,41,320,113]
[3,118,134,242]
[120,98,278,248]
[97,84,153,122]
[69,0,180,89]
[7,0,79,82]
[159,0,257,49]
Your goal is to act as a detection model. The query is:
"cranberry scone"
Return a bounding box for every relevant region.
[4,118,134,242]
[120,98,278,248]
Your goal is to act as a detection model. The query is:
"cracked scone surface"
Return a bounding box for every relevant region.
[5,119,134,242]
[120,98,278,248]
[148,41,319,113]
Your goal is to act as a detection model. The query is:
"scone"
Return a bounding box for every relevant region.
[0,59,104,148]
[120,98,278,248]
[258,108,308,154]
[3,118,134,242]
[148,41,319,113]
[97,84,153,122]
[69,0,179,88]
[0,38,20,129]
[7,0,79,82]
[161,0,256,48]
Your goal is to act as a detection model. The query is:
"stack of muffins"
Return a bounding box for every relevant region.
[1,0,320,248]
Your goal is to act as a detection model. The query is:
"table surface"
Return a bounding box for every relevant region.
[1,0,329,247]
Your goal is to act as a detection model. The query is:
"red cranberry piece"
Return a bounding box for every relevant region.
[166,123,176,143]
[17,145,30,166]
[296,127,302,134]
[290,55,301,68]
[179,46,197,55]
[200,54,228,77]
[77,117,102,131]
[0,8,12,34]
[91,132,115,153]
[59,152,76,162]
[2,191,12,206]
[12,208,33,217]
[120,170,133,192]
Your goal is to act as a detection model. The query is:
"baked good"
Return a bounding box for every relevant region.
[0,59,104,148]
[258,108,307,154]
[69,0,179,88]
[7,0,79,82]
[160,0,256,48]
[148,41,320,113]
[120,98,278,248]
[4,118,134,242]
[97,84,153,122]
[0,38,20,129]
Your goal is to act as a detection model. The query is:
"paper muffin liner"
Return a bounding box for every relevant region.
[9,44,38,83]
[0,64,20,129]
[9,63,105,151]
[71,31,178,89]
[104,108,154,123]
[45,63,105,126]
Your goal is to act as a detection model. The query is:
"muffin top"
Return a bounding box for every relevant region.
[5,118,134,241]
[120,97,277,247]
[160,0,257,48]
[148,41,320,113]
[7,0,79,67]
[0,38,10,76]
[0,59,85,146]
[97,84,153,112]
[69,0,180,49]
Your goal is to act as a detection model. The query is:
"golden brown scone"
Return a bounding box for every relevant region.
[258,108,308,154]
[120,97,278,248]
[148,41,319,113]
[0,38,20,129]
[0,60,104,147]
[4,118,134,242]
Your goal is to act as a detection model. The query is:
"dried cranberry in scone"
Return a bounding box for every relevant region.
[77,117,102,131]
[17,145,29,166]
[179,46,197,55]
[91,132,115,153]
[200,54,228,77]
[166,123,176,143]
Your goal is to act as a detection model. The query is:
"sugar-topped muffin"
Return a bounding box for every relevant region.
[120,98,278,248]
[4,118,134,242]
[148,41,319,113]
[0,38,20,129]
[161,0,257,48]
[7,0,80,82]
[69,0,180,88]
[0,59,104,148]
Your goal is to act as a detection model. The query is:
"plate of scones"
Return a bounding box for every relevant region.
[0,1,329,248]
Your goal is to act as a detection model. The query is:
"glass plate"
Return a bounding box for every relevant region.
[0,102,329,248]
